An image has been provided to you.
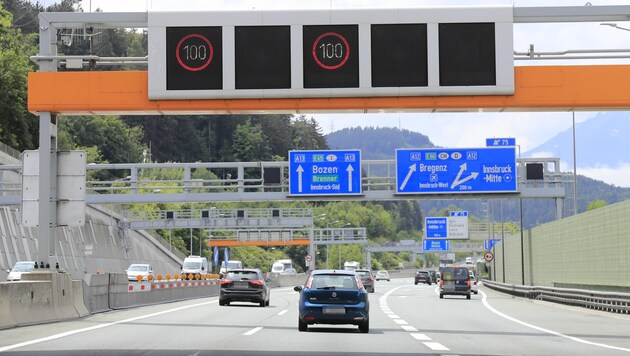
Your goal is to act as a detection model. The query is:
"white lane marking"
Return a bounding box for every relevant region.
[480,290,630,353]
[383,310,394,314]
[393,319,408,325]
[423,342,450,351]
[387,314,400,319]
[0,299,218,352]
[401,325,418,332]
[243,327,263,336]
[411,333,431,341]
[277,309,288,316]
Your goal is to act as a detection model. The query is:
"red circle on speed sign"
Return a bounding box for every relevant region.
[484,251,494,262]
[305,254,313,262]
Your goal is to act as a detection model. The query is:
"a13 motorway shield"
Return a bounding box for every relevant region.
[396,147,517,194]
[289,150,361,196]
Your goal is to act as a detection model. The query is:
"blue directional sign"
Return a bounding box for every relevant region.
[425,217,447,238]
[486,137,516,147]
[289,150,361,196]
[450,211,468,217]
[484,239,501,250]
[423,239,450,251]
[396,147,517,194]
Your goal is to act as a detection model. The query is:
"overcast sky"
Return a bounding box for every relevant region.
[76,0,630,186]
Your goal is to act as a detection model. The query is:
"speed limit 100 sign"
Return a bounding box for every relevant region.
[484,251,494,262]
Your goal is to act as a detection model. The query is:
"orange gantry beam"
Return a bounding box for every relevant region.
[28,65,630,115]
[207,240,310,247]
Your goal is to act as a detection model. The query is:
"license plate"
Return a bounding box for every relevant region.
[446,281,455,286]
[323,306,345,315]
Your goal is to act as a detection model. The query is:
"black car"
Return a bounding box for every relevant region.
[355,269,375,293]
[219,268,270,307]
[439,266,471,299]
[414,270,432,285]
[294,269,370,333]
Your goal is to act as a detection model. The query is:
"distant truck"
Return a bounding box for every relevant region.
[344,261,360,271]
[182,256,210,276]
[271,259,293,274]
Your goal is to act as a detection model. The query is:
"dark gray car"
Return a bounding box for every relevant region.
[439,266,471,299]
[219,268,270,307]
[355,269,375,293]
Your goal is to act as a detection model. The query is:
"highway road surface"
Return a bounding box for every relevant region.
[1,278,629,355]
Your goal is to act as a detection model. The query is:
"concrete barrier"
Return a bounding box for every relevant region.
[22,272,79,323]
[72,280,89,317]
[0,283,17,330]
[83,273,110,313]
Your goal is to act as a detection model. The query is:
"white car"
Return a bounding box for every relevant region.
[375,270,390,281]
[126,263,153,282]
[470,275,479,294]
[6,261,36,281]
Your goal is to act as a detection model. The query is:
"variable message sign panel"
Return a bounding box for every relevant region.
[148,7,514,99]
[396,147,517,194]
[289,150,361,196]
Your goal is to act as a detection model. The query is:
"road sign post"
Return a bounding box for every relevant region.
[396,147,517,194]
[289,150,361,196]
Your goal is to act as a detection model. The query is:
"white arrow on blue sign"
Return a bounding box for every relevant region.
[289,150,362,196]
[396,147,517,194]
[423,240,450,251]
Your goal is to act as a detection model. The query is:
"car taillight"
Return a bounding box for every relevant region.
[305,276,313,289]
[221,279,233,286]
[440,279,444,286]
[367,277,374,281]
[249,280,264,288]
[467,280,471,287]
[356,276,364,290]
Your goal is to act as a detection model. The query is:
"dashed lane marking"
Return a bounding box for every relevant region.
[423,342,450,351]
[243,327,263,336]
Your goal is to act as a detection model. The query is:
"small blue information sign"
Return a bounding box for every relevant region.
[423,240,450,251]
[396,147,517,194]
[425,217,447,238]
[486,138,516,147]
[289,150,361,196]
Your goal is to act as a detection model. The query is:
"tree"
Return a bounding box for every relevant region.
[233,120,271,162]
[586,200,606,211]
[0,1,38,151]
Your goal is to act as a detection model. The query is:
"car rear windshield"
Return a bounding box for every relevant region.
[441,268,469,281]
[226,271,259,281]
[310,274,358,290]
[355,270,371,277]
[417,271,429,276]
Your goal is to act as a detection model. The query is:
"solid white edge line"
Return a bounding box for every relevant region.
[0,299,218,352]
[243,326,263,336]
[480,290,630,353]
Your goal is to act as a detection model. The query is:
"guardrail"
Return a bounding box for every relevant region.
[483,280,630,314]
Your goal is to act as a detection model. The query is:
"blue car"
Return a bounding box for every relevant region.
[294,269,370,333]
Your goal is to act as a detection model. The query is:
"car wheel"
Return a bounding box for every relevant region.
[298,319,307,332]
[466,294,471,300]
[359,319,369,333]
[439,294,443,299]
[266,299,270,306]
[428,282,432,285]
[414,282,418,285]
[260,300,266,307]
[387,279,390,282]
[219,300,225,306]
[474,291,478,295]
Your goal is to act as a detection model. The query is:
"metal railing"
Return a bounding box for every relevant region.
[483,280,630,314]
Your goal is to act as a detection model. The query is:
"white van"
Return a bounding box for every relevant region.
[219,260,243,276]
[271,259,293,274]
[182,256,209,275]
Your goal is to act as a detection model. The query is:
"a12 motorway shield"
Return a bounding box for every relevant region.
[289,149,362,196]
[396,147,517,194]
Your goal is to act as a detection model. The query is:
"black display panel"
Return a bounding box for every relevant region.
[371,24,428,87]
[166,27,222,90]
[235,26,291,90]
[439,23,496,86]
[303,25,359,88]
